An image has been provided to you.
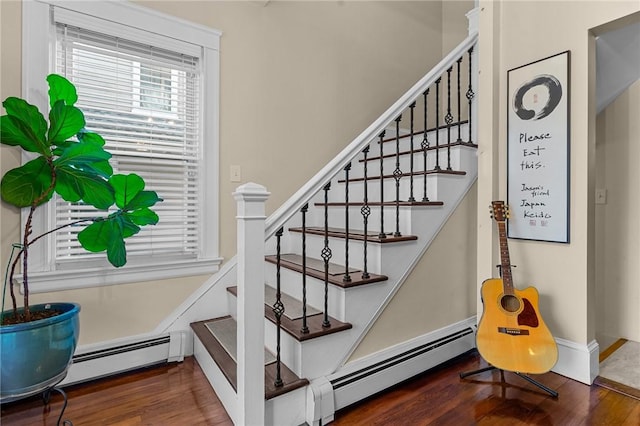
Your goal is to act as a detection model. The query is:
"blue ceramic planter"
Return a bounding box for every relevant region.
[0,302,80,403]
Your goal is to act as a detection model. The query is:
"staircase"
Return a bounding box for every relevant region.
[188,24,479,426]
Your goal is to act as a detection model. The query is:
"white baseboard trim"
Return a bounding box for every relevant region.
[328,317,477,411]
[61,331,187,386]
[553,338,599,384]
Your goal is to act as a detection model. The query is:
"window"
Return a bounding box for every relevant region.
[22,1,222,292]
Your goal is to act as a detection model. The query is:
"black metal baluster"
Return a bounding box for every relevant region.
[435,78,441,171]
[273,227,285,387]
[467,46,475,144]
[378,131,386,239]
[422,89,430,202]
[300,204,309,334]
[408,102,416,202]
[343,163,352,283]
[456,56,463,143]
[361,146,371,280]
[393,116,402,237]
[321,183,332,328]
[445,66,453,171]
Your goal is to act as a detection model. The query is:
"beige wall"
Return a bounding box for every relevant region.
[596,79,640,346]
[140,0,449,260]
[352,183,477,359]
[477,1,640,347]
[1,1,469,345]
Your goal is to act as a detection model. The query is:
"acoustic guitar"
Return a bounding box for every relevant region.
[476,201,558,374]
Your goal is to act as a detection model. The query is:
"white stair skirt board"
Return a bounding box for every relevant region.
[327,317,476,412]
[194,336,238,424]
[194,330,308,426]
[61,331,187,386]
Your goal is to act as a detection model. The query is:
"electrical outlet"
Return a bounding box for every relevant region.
[230,165,241,182]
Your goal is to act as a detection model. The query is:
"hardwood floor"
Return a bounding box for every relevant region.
[2,350,638,425]
[333,351,640,425]
[0,358,233,425]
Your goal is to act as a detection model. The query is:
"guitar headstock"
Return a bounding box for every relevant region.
[490,201,509,222]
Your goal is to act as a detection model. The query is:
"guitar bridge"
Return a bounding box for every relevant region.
[498,327,530,335]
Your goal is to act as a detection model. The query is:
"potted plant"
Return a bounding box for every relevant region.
[0,74,162,402]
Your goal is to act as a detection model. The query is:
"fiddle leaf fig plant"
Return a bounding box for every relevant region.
[1,74,162,324]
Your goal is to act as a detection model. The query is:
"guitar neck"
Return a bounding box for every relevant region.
[497,221,515,294]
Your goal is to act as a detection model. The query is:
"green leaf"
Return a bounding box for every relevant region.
[0,157,53,207]
[77,130,106,147]
[55,139,113,178]
[127,207,159,226]
[48,101,85,143]
[117,214,142,238]
[107,233,127,267]
[110,174,145,209]
[1,98,48,154]
[78,219,110,252]
[90,160,115,177]
[47,74,78,108]
[125,190,162,210]
[77,214,140,268]
[56,166,115,209]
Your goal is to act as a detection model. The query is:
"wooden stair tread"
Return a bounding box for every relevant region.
[370,139,477,158]
[288,226,417,243]
[191,317,309,400]
[315,200,444,207]
[227,286,353,341]
[264,254,388,288]
[377,121,470,145]
[339,169,466,183]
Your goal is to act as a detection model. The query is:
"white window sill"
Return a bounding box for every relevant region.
[17,257,224,294]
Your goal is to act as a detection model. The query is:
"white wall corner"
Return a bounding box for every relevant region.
[553,338,599,384]
[306,377,335,426]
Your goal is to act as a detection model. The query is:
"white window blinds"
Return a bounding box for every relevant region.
[53,21,202,265]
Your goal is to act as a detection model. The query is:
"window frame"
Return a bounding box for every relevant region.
[21,0,222,293]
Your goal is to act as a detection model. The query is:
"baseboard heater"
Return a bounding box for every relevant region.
[330,325,475,410]
[61,331,186,387]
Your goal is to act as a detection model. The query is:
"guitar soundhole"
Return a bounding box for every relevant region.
[500,294,521,313]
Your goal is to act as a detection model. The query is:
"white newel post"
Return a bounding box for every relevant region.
[233,183,270,426]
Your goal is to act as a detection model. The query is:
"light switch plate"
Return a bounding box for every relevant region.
[230,165,241,182]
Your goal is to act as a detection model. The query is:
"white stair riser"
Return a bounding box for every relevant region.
[354,146,468,181]
[263,318,360,378]
[326,177,440,205]
[286,233,386,274]
[301,175,470,237]
[263,262,348,321]
[377,125,470,158]
[226,286,353,378]
[265,387,307,426]
[305,205,419,237]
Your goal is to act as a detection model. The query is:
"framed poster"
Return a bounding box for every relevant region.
[507,51,570,242]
